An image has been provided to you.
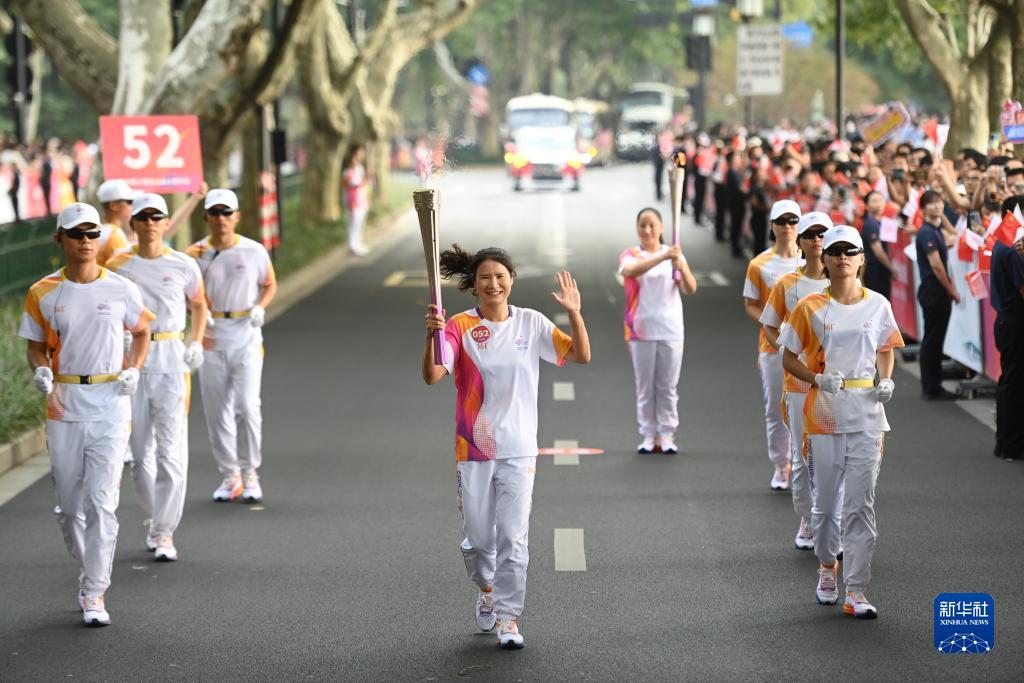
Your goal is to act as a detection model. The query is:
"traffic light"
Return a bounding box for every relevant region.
[2,24,34,102]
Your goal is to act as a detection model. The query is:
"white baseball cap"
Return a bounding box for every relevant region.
[822,224,864,251]
[97,179,139,203]
[204,188,239,210]
[131,193,169,217]
[797,211,834,235]
[769,199,801,222]
[57,202,102,231]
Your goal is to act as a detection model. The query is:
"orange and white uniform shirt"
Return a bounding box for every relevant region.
[106,246,205,374]
[743,248,802,354]
[759,269,829,393]
[96,222,130,266]
[442,306,572,461]
[618,246,684,341]
[779,289,905,434]
[186,235,275,353]
[18,268,154,421]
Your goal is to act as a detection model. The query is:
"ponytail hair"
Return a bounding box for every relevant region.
[439,244,517,293]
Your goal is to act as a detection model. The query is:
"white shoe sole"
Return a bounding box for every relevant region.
[154,551,177,562]
[816,592,838,605]
[83,614,110,627]
[794,539,814,550]
[242,494,262,504]
[498,637,524,650]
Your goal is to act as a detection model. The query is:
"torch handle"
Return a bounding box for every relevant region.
[670,166,685,283]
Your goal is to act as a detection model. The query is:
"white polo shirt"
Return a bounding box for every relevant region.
[19,268,154,422]
[186,234,275,352]
[106,246,205,374]
[779,289,905,434]
[442,306,572,461]
[618,246,684,341]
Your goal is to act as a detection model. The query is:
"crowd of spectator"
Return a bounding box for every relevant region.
[663,117,1024,460]
[0,134,94,224]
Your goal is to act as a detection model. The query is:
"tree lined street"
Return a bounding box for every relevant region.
[1,165,1022,679]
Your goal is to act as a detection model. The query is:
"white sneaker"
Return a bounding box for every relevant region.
[770,466,791,491]
[637,437,656,454]
[348,244,369,257]
[82,595,111,627]
[475,588,496,631]
[794,518,814,550]
[213,474,243,502]
[154,535,178,562]
[843,591,878,619]
[816,563,839,605]
[496,618,524,649]
[659,435,678,454]
[242,470,263,503]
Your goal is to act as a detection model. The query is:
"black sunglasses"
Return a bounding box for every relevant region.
[824,246,864,257]
[773,217,800,225]
[62,228,101,240]
[206,208,235,217]
[134,212,168,223]
[800,229,829,240]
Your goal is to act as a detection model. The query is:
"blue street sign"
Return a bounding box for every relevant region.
[691,0,718,6]
[467,64,490,86]
[783,21,814,49]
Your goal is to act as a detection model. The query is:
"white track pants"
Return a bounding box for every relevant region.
[457,457,536,620]
[346,207,368,249]
[628,340,684,437]
[807,431,883,592]
[46,418,130,596]
[199,344,263,476]
[130,373,190,536]
[758,351,790,468]
[783,391,812,520]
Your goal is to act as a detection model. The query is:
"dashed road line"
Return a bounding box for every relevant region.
[553,382,575,401]
[552,439,580,466]
[553,528,587,571]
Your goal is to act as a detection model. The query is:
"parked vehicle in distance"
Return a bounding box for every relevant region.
[615,82,687,161]
[506,126,583,192]
[572,98,613,166]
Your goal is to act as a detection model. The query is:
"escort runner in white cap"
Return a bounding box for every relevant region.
[19,202,155,626]
[618,207,698,454]
[95,179,138,265]
[186,189,277,503]
[780,224,904,620]
[760,211,832,550]
[106,193,208,561]
[743,199,803,491]
[423,245,591,650]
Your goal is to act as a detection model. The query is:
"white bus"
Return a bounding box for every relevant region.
[615,82,688,160]
[503,93,574,142]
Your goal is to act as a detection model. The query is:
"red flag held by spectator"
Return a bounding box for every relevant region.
[995,210,1022,246]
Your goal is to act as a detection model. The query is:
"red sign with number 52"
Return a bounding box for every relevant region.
[99,115,204,193]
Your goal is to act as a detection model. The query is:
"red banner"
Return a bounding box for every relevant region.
[889,229,918,341]
[99,115,203,193]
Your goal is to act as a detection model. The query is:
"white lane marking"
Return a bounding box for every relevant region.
[554,528,587,571]
[0,453,50,508]
[554,312,570,326]
[553,382,575,401]
[553,439,580,466]
[708,271,731,286]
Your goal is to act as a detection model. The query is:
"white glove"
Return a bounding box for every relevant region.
[33,366,53,395]
[814,370,844,395]
[183,341,204,370]
[123,330,133,355]
[875,378,895,404]
[117,367,140,396]
[249,305,266,328]
[206,312,216,328]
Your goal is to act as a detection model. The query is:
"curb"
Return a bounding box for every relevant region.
[0,201,414,489]
[0,424,46,479]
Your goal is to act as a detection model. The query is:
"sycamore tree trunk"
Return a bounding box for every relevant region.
[303,126,347,224]
[896,0,1001,153]
[987,28,1012,133]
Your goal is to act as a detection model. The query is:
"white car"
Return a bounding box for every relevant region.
[506,126,583,192]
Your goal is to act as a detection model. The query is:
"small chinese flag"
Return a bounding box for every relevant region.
[995,210,1022,246]
[957,234,974,262]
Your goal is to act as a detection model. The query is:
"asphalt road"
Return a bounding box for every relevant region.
[1,164,1023,681]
